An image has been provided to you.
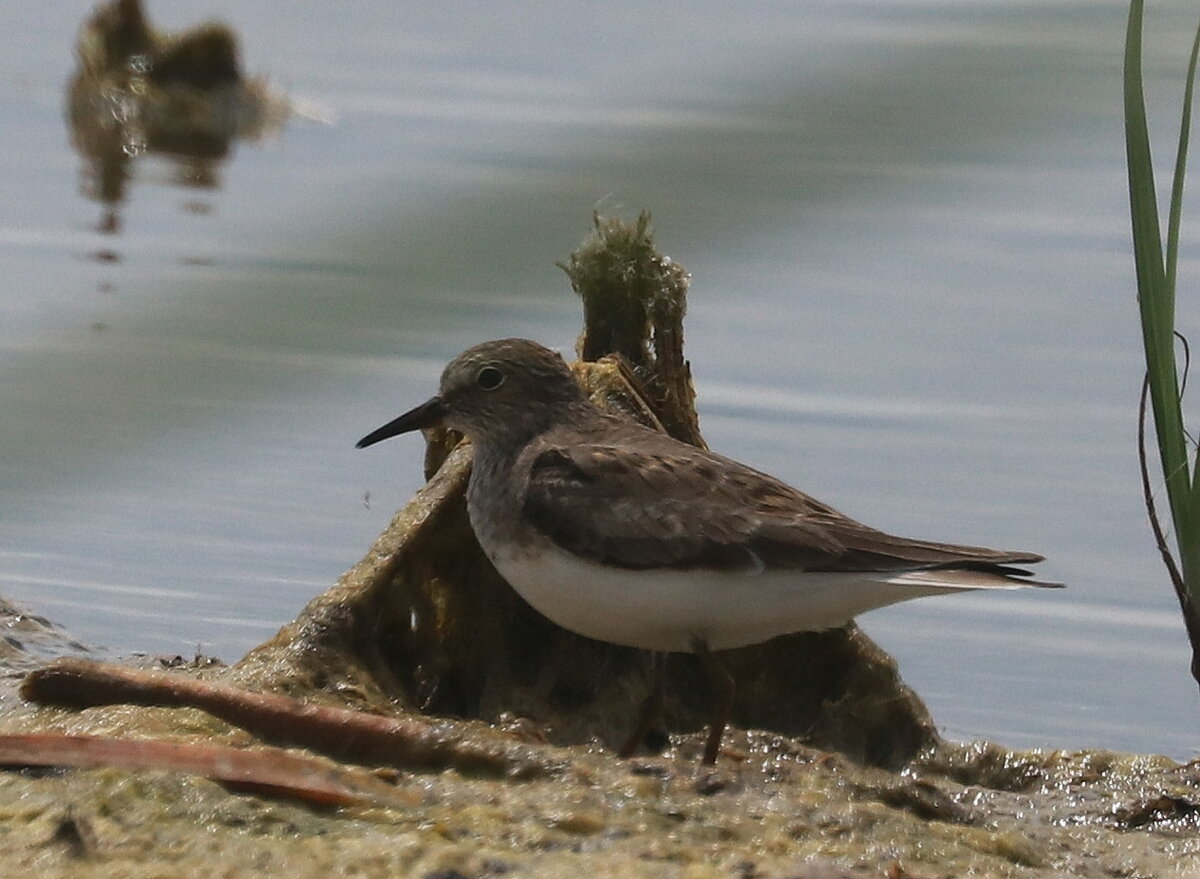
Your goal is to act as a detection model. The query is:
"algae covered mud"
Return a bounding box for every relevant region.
[1,714,1199,878]
[2,214,1199,877]
[4,638,1200,877]
[2,639,1200,877]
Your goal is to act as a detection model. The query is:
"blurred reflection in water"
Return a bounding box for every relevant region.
[66,0,288,234]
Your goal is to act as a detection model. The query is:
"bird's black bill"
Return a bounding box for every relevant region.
[355,396,447,448]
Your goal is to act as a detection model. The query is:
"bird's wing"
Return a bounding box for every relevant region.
[520,431,1042,575]
[522,441,840,570]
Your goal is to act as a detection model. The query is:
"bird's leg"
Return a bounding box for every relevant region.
[691,638,734,765]
[618,651,667,758]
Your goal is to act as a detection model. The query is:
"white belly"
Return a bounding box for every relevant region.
[486,542,970,653]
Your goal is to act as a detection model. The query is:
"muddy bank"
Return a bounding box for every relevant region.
[1,672,1199,878]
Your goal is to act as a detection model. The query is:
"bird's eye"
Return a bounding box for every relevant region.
[476,365,505,391]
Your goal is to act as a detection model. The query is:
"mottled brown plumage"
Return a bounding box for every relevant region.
[522,428,1043,575]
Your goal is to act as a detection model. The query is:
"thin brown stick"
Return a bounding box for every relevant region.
[0,733,399,807]
[21,659,553,777]
[1139,374,1200,686]
[1139,373,1188,596]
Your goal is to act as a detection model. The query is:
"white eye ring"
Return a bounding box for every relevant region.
[476,365,505,391]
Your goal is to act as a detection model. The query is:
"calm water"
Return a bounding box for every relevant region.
[2,0,1199,757]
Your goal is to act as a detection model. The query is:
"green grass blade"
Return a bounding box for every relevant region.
[1125,0,1193,549]
[1176,15,1200,587]
[1178,21,1200,534]
[1167,14,1200,294]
